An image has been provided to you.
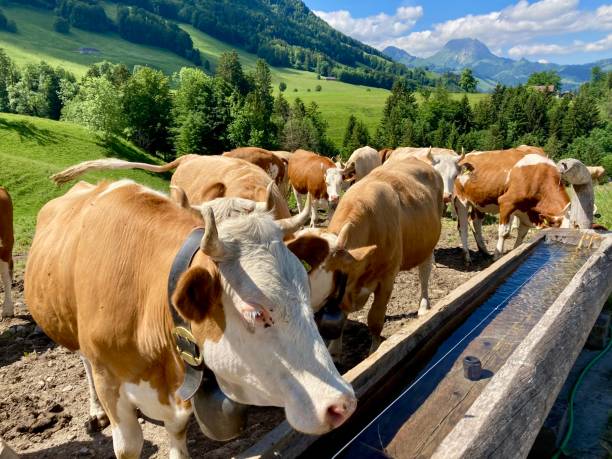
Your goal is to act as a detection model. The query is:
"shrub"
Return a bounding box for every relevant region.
[53,16,70,34]
[279,81,287,92]
[315,84,322,92]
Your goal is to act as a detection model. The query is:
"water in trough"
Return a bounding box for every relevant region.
[315,241,591,458]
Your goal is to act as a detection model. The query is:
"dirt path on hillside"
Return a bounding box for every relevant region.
[0,221,520,458]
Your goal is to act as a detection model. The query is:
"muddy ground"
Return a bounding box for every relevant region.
[0,220,523,458]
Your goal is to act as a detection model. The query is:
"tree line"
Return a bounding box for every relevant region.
[366,68,611,173]
[0,49,335,158]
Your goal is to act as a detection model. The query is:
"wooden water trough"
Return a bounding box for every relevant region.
[238,228,612,459]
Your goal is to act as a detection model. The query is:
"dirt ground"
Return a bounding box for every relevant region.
[0,219,523,458]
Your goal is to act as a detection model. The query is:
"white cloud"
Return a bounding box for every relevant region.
[508,34,612,57]
[315,0,612,60]
[313,6,423,46]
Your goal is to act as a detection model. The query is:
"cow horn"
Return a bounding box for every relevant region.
[336,222,353,250]
[200,207,225,259]
[459,147,466,162]
[255,182,275,213]
[276,193,312,235]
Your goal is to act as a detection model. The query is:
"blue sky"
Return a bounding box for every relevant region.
[304,0,612,64]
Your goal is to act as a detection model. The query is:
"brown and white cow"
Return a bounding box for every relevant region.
[0,187,13,319]
[25,180,356,458]
[587,166,607,184]
[288,149,344,227]
[454,148,569,263]
[388,147,464,205]
[339,146,381,186]
[223,147,289,197]
[51,155,292,220]
[378,148,394,164]
[288,158,444,359]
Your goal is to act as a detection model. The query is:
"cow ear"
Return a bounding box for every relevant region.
[286,234,330,272]
[461,162,475,174]
[328,245,377,273]
[172,266,222,323]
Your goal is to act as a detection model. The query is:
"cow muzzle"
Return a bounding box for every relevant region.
[314,272,347,340]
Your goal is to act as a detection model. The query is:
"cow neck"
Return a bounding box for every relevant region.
[167,226,213,401]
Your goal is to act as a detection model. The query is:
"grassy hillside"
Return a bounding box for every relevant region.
[0,4,488,146]
[0,4,194,76]
[0,113,169,253]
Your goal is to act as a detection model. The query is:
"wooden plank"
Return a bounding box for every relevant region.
[432,234,612,459]
[237,234,545,459]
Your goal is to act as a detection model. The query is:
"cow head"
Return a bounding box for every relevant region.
[287,224,378,314]
[324,165,344,207]
[432,150,465,204]
[171,204,356,436]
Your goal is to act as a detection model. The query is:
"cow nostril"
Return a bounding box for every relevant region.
[324,397,356,429]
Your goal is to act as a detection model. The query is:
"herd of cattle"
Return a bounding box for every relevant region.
[0,144,607,458]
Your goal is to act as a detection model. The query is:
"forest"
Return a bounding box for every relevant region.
[0,47,608,174]
[3,0,465,90]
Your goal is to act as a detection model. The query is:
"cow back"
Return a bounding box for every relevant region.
[329,158,443,273]
[172,155,290,219]
[223,147,287,189]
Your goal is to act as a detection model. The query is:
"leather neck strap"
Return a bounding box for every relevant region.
[167,227,213,401]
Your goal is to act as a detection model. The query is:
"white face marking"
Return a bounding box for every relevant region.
[459,174,470,186]
[309,265,335,312]
[325,167,343,201]
[433,156,461,197]
[515,154,555,168]
[195,215,355,435]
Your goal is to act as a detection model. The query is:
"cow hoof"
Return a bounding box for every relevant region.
[492,251,502,261]
[463,253,472,266]
[85,413,110,433]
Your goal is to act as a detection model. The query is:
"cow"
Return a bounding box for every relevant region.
[287,157,444,360]
[0,187,13,319]
[387,147,464,205]
[51,155,292,220]
[587,166,607,184]
[378,148,394,164]
[25,179,356,458]
[339,146,381,186]
[222,147,289,197]
[454,148,569,264]
[288,149,344,227]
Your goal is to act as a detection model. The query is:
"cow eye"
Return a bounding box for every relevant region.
[240,303,274,329]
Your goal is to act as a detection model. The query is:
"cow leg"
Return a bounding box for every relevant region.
[513,222,530,249]
[0,260,12,318]
[471,213,490,256]
[81,355,110,432]
[292,186,303,213]
[494,199,515,260]
[92,369,143,459]
[417,254,433,316]
[165,418,190,459]
[310,200,318,228]
[367,278,394,354]
[455,198,472,265]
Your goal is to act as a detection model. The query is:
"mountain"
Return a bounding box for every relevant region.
[384,38,612,90]
[382,46,416,65]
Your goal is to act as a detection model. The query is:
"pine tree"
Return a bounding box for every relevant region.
[376,78,417,148]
